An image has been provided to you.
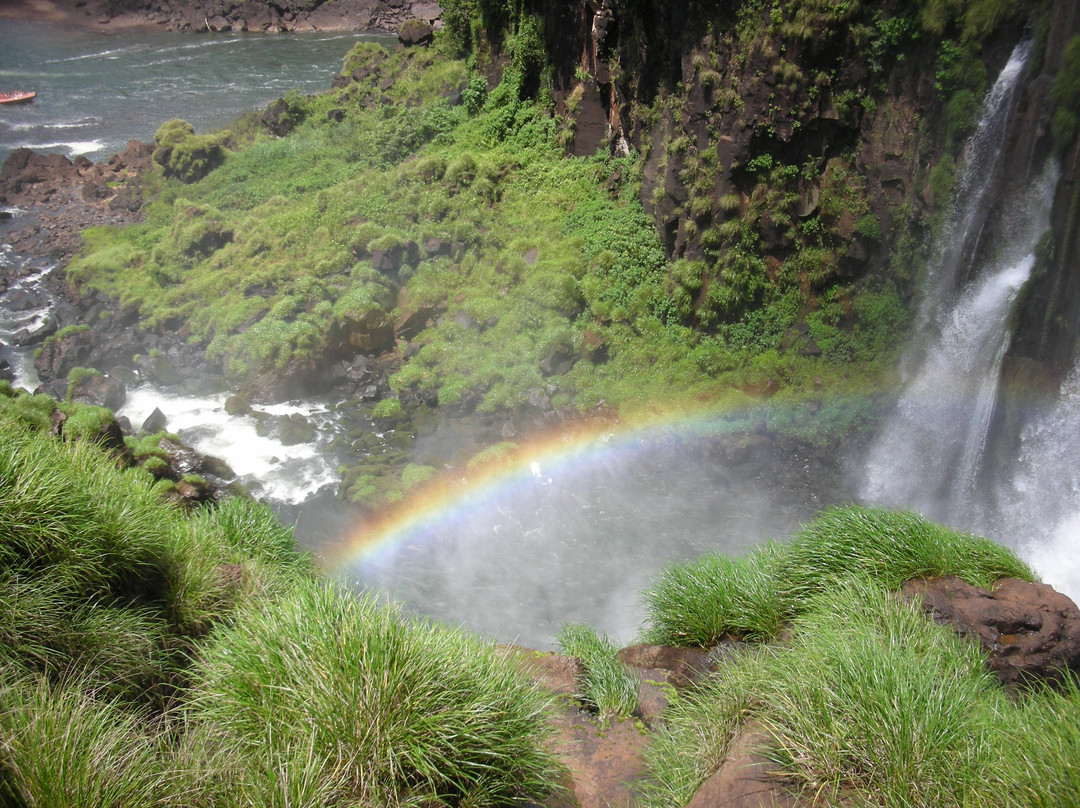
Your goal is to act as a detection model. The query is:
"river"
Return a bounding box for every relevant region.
[0,19,390,165]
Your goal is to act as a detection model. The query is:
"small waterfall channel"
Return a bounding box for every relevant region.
[860,39,1075,597]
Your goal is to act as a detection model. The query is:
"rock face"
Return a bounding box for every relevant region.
[902,576,1080,689]
[95,0,443,33]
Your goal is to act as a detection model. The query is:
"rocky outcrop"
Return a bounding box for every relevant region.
[512,644,718,808]
[902,575,1080,689]
[107,0,441,33]
[0,141,153,261]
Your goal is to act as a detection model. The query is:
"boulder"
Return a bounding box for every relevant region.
[398,19,434,47]
[33,328,94,382]
[141,407,168,434]
[902,576,1080,688]
[69,372,126,411]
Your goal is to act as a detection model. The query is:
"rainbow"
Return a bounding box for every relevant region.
[321,401,756,572]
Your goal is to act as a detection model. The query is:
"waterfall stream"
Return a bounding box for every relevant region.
[860,39,1074,598]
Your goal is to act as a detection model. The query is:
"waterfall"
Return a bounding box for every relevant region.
[910,39,1031,339]
[861,165,1056,523]
[861,39,1062,549]
[1002,368,1080,598]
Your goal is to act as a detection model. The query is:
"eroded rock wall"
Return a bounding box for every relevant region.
[530,0,1077,348]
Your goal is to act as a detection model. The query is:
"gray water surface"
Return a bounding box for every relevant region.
[0,19,389,164]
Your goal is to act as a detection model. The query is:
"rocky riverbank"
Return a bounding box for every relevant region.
[0,0,442,33]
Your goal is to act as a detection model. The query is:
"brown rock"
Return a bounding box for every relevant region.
[617,644,716,689]
[686,722,803,808]
[398,18,434,46]
[543,708,651,808]
[902,576,1080,688]
[508,648,584,698]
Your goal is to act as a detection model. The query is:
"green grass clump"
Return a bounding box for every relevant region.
[778,505,1034,610]
[0,411,561,807]
[641,505,1034,647]
[555,622,639,719]
[0,671,175,808]
[642,577,1014,808]
[189,580,558,807]
[0,413,314,703]
[640,544,786,646]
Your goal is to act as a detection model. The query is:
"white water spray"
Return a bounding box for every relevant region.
[118,386,339,505]
[861,38,1076,600]
[862,166,1058,523]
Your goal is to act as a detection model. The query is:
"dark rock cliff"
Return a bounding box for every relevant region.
[492,0,1079,363]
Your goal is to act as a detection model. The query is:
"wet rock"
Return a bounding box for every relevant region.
[326,310,396,357]
[34,380,70,402]
[135,353,183,386]
[33,327,94,382]
[509,648,585,698]
[686,722,801,808]
[224,394,252,415]
[617,644,717,689]
[156,436,203,477]
[902,576,1080,689]
[398,19,434,46]
[539,345,576,377]
[279,412,316,446]
[260,97,301,137]
[422,236,451,258]
[142,407,168,434]
[69,372,126,411]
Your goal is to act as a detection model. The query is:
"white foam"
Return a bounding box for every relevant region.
[21,139,104,157]
[118,386,339,505]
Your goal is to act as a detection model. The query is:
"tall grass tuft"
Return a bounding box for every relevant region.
[189,580,558,807]
[640,504,1034,647]
[555,622,639,719]
[776,505,1034,612]
[999,674,1080,807]
[0,413,314,703]
[642,577,1011,808]
[755,577,1006,806]
[640,543,786,645]
[0,672,175,808]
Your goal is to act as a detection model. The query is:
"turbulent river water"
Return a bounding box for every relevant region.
[0,23,1073,649]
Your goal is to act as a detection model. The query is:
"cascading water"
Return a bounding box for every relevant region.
[909,39,1031,339]
[1002,369,1080,598]
[861,165,1057,523]
[861,39,1073,597]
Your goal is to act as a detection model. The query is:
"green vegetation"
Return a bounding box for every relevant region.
[0,409,558,807]
[641,577,1080,808]
[64,11,923,494]
[0,400,1073,808]
[555,622,639,719]
[1051,35,1080,152]
[641,505,1034,647]
[638,508,1077,808]
[192,580,556,807]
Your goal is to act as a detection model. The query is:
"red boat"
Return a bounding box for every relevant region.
[0,91,36,104]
